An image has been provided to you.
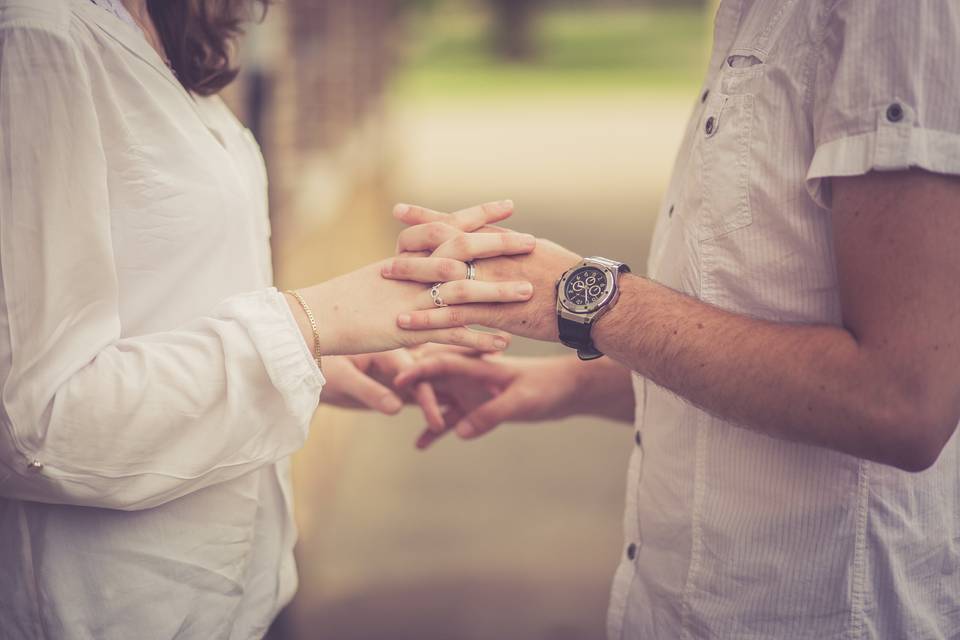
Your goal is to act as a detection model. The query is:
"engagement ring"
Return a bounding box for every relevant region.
[465,260,477,281]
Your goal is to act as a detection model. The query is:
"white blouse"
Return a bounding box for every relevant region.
[0,1,325,638]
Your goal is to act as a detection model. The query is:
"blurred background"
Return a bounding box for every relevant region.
[222,1,712,638]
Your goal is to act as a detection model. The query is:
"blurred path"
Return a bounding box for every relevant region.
[285,92,694,640]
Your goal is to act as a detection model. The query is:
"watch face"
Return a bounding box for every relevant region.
[564,267,608,307]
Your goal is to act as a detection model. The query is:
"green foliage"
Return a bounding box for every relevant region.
[393,5,710,101]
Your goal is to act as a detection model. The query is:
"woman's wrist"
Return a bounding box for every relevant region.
[283,288,334,366]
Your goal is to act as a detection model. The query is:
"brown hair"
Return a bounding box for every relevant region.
[147,0,269,96]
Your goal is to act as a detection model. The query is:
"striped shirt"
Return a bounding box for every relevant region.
[607,1,960,638]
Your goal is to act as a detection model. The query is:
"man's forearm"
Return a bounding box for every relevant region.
[593,275,937,470]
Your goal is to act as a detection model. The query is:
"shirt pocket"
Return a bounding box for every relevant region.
[697,88,756,242]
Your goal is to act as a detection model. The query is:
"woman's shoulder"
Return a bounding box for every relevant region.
[0,0,75,34]
[0,1,108,45]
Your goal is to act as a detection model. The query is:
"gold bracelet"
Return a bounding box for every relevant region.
[285,290,322,371]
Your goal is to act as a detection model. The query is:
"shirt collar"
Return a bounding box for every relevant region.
[75,1,181,91]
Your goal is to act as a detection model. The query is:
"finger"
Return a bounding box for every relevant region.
[393,204,448,226]
[395,353,515,389]
[408,327,509,352]
[373,349,447,431]
[381,257,467,283]
[455,391,520,439]
[415,408,462,450]
[433,232,536,261]
[413,381,446,431]
[337,362,405,415]
[420,280,533,307]
[396,222,462,254]
[449,200,515,231]
[394,200,514,232]
[412,343,487,359]
[398,305,498,331]
[432,233,536,262]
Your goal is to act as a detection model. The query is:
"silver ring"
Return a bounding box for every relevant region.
[430,282,447,307]
[465,260,477,281]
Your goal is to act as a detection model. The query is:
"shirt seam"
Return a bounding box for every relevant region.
[847,460,870,640]
[679,411,709,639]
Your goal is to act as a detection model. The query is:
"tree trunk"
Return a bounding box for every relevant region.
[489,0,538,61]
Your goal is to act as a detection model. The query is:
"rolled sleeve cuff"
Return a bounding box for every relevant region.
[806,105,960,208]
[217,287,326,420]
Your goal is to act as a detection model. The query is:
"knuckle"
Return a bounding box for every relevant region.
[447,309,465,325]
[438,259,455,280]
[452,234,470,253]
[427,223,446,244]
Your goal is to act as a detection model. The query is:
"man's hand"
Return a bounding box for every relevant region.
[384,171,960,471]
[395,352,636,449]
[319,350,445,430]
[384,204,581,342]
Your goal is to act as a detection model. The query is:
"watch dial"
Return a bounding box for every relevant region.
[565,267,608,306]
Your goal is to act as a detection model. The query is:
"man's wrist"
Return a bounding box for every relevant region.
[550,354,635,422]
[592,273,645,358]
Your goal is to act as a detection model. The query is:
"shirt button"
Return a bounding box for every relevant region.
[634,431,642,447]
[701,89,710,103]
[626,542,638,560]
[705,116,716,135]
[886,102,904,123]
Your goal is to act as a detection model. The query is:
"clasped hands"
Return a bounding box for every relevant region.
[321,199,587,449]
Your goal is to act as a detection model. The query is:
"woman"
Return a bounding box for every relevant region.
[0,1,534,637]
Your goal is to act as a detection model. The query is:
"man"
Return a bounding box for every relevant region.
[384,1,960,638]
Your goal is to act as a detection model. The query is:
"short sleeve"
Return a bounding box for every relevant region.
[806,0,960,208]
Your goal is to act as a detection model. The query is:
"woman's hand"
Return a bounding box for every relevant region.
[285,201,537,355]
[319,350,446,430]
[383,204,582,342]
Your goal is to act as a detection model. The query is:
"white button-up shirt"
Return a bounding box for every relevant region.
[0,2,324,638]
[608,1,960,638]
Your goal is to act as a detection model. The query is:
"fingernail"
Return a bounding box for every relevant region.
[381,396,403,413]
[516,283,533,297]
[456,421,476,438]
[393,203,410,218]
[520,234,536,248]
[398,314,412,327]
[381,263,392,276]
[498,199,514,211]
[493,336,508,350]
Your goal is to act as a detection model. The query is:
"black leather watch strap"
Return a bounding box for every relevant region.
[558,317,603,360]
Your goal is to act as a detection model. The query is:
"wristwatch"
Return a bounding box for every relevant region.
[556,256,630,360]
